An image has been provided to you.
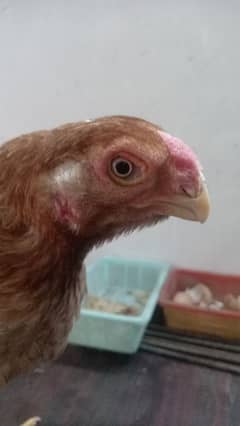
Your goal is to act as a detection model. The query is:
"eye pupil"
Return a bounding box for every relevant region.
[111,158,133,178]
[115,161,130,176]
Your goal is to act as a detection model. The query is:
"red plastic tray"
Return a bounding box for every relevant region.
[159,268,240,340]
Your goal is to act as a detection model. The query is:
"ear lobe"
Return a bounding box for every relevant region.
[54,192,81,231]
[49,161,85,231]
[52,161,82,188]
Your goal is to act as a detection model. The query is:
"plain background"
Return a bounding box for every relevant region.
[0,0,239,273]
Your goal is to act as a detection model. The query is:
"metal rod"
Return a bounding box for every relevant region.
[141,343,240,375]
[145,328,240,353]
[143,335,240,364]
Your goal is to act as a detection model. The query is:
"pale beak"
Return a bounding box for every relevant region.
[165,184,210,223]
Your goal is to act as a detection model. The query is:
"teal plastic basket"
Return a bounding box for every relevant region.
[69,256,170,354]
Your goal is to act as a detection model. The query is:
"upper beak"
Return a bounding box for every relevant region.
[157,130,210,223]
[166,184,210,223]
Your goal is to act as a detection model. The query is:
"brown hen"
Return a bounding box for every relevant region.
[0,116,210,425]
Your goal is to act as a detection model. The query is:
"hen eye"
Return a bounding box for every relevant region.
[111,158,134,178]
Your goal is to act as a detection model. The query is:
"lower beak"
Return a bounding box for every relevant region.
[164,184,210,223]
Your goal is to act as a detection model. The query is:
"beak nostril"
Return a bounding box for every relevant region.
[180,186,197,198]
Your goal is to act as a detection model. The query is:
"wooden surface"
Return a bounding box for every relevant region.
[1,345,240,426]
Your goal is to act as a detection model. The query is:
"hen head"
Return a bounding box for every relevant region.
[40,115,210,246]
